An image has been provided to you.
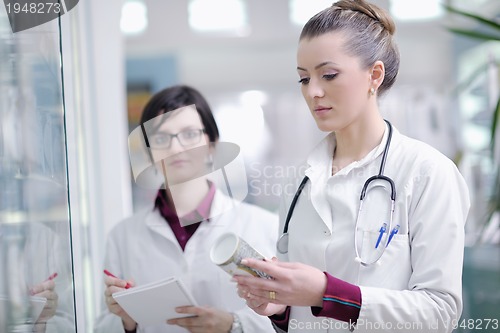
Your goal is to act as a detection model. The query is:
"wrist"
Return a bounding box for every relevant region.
[33,322,47,333]
[122,318,137,332]
[274,305,288,317]
[229,312,242,333]
[314,272,328,307]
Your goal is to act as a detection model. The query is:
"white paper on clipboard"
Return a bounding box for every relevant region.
[112,277,198,327]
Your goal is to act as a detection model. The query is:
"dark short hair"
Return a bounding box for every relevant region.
[300,0,400,96]
[140,85,219,142]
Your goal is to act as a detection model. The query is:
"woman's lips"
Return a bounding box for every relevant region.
[314,106,332,115]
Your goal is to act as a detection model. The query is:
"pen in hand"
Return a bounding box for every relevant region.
[29,272,58,295]
[103,270,132,289]
[46,272,58,281]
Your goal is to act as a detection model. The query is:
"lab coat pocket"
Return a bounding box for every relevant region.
[357,229,411,288]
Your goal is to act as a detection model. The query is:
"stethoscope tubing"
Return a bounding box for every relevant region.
[282,175,310,234]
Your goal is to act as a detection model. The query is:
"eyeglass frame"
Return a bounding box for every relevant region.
[147,128,207,149]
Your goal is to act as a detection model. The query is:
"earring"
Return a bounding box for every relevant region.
[206,153,215,172]
[369,87,375,96]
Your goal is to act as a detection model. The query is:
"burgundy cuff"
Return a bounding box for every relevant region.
[269,306,290,331]
[123,321,137,333]
[311,272,362,323]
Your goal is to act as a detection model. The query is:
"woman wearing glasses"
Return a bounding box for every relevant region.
[94,85,277,333]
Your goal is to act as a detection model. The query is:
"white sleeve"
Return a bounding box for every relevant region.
[357,159,470,333]
[93,230,129,333]
[27,224,75,333]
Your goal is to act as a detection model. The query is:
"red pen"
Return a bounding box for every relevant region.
[46,272,58,281]
[103,270,132,289]
[29,273,58,295]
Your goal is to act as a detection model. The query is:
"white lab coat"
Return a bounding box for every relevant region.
[276,124,470,333]
[0,222,75,333]
[93,190,278,333]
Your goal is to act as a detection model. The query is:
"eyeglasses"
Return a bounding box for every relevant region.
[148,128,206,149]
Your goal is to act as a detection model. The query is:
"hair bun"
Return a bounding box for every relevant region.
[334,0,396,35]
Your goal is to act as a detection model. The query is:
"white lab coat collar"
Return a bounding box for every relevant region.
[304,122,394,233]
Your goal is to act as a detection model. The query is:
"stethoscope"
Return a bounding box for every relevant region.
[276,120,397,267]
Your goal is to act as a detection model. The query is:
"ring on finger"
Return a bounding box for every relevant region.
[269,291,276,300]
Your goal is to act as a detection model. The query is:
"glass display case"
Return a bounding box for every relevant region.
[0,6,76,333]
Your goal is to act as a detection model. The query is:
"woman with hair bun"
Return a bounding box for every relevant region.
[234,1,470,332]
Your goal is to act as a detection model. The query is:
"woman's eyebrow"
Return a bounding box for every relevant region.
[316,61,338,69]
[297,61,339,72]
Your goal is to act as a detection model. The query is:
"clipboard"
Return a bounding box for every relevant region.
[112,276,198,327]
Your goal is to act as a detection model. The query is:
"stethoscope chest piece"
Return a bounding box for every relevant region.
[276,232,289,254]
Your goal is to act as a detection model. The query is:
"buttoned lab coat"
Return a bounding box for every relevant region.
[94,190,278,333]
[276,125,470,333]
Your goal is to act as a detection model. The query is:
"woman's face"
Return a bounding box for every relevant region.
[297,31,373,132]
[147,106,210,185]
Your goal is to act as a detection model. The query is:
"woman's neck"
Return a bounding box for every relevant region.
[165,178,210,217]
[332,115,386,175]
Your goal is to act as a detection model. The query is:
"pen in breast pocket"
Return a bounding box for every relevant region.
[103,270,132,289]
[386,225,400,247]
[375,223,387,249]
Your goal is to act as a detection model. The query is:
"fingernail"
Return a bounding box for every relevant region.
[230,277,237,282]
[175,307,183,313]
[241,259,248,265]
